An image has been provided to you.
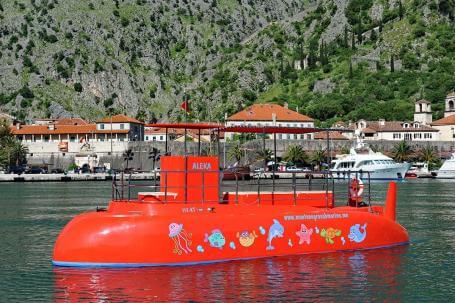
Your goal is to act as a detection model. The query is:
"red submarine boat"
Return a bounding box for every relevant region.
[53,124,409,267]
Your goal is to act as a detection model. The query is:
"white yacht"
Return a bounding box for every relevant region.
[330,137,410,180]
[436,154,455,178]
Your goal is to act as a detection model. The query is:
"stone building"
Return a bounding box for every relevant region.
[431,92,455,141]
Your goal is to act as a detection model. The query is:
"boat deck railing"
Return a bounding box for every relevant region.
[111,169,372,209]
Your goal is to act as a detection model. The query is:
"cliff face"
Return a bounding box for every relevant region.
[0,0,307,121]
[0,0,453,124]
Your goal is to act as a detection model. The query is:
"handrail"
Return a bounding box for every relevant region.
[111,169,374,209]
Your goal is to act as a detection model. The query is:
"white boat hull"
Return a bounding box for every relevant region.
[331,163,411,180]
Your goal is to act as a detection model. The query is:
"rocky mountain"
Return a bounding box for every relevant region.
[0,0,454,125]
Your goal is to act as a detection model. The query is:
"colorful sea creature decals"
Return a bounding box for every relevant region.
[266,219,284,250]
[168,223,192,255]
[236,230,258,247]
[288,239,293,247]
[204,229,226,249]
[341,237,346,245]
[315,227,320,234]
[320,227,341,244]
[229,241,236,250]
[259,226,266,235]
[197,245,204,253]
[348,223,367,243]
[295,224,313,245]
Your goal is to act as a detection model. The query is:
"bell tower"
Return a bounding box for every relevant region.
[444,92,455,117]
[414,99,432,125]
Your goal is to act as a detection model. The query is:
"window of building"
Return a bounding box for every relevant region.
[160,136,163,140]
[70,136,76,142]
[145,136,149,141]
[404,133,412,140]
[44,136,49,142]
[100,124,105,130]
[120,124,124,130]
[393,133,401,139]
[153,136,156,141]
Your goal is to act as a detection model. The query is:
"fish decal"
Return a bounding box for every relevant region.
[288,239,293,247]
[348,223,367,243]
[237,230,258,247]
[259,226,266,235]
[266,219,284,250]
[296,224,313,245]
[204,229,226,249]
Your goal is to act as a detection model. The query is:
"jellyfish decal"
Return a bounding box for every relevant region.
[168,223,192,255]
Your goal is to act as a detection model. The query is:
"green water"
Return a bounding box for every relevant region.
[0,180,454,302]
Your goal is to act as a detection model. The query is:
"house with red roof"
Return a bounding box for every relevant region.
[225,103,314,140]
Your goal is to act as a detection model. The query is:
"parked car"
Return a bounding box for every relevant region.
[286,166,303,172]
[9,166,27,175]
[93,167,106,174]
[80,164,90,173]
[25,167,47,174]
[222,166,251,181]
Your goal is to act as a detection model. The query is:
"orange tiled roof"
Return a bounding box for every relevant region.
[55,118,89,125]
[227,103,314,122]
[11,124,129,135]
[98,114,143,124]
[361,121,438,132]
[314,131,349,140]
[431,115,455,126]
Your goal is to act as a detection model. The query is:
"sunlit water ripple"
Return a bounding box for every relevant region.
[0,179,454,302]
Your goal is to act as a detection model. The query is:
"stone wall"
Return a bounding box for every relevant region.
[25,139,455,170]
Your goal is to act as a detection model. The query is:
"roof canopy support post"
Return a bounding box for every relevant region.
[165,128,168,155]
[273,132,277,204]
[198,129,201,156]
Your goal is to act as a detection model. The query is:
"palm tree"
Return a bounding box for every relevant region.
[283,145,307,165]
[228,144,243,165]
[310,148,326,169]
[418,145,441,170]
[256,148,273,168]
[392,140,411,163]
[418,145,437,163]
[339,145,350,155]
[8,140,28,166]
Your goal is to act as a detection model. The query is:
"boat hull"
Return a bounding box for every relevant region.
[332,163,411,180]
[53,202,409,267]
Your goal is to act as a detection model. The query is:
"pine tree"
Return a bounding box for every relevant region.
[398,1,404,20]
[379,19,383,32]
[351,32,356,49]
[390,54,395,72]
[344,26,349,47]
[349,58,353,78]
[370,29,377,42]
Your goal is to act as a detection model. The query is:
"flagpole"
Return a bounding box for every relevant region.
[184,97,187,156]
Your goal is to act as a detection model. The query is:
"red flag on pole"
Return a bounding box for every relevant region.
[180,100,190,113]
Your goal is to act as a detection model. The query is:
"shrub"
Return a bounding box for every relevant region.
[74,83,83,92]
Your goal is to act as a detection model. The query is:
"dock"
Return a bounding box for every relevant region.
[0,173,158,182]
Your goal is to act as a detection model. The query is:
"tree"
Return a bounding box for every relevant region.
[310,148,326,169]
[256,148,273,168]
[351,31,356,49]
[418,145,441,170]
[0,120,28,169]
[370,29,377,42]
[392,140,411,162]
[74,82,83,92]
[390,54,395,72]
[228,144,244,165]
[283,145,307,166]
[398,1,404,20]
[348,58,353,78]
[344,26,349,47]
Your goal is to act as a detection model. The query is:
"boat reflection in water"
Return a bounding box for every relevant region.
[53,246,407,302]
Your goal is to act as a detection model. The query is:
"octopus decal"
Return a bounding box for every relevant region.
[168,223,192,255]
